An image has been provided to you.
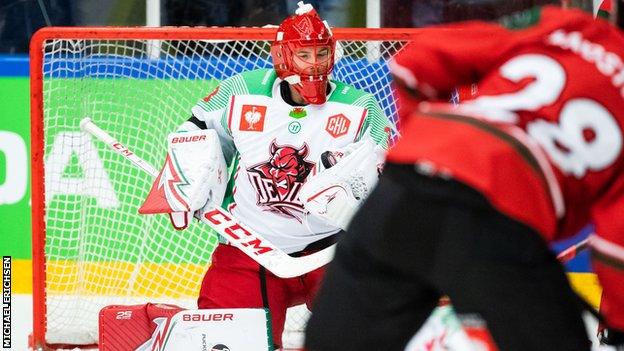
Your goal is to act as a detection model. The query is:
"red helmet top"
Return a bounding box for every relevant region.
[271,2,336,105]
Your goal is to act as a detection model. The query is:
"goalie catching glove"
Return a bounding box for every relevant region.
[139,129,228,229]
[299,136,385,229]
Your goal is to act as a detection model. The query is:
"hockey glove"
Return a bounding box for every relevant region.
[299,136,385,229]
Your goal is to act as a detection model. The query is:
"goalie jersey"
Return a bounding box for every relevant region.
[181,68,390,253]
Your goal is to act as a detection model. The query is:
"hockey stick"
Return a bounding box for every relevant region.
[80,117,336,278]
[557,238,590,263]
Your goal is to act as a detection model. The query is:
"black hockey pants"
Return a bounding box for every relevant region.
[306,163,591,351]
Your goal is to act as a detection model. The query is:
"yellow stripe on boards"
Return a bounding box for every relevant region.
[12,259,32,294]
[13,259,208,298]
[12,259,603,309]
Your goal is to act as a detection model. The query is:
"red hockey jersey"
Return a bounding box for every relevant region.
[387,6,624,330]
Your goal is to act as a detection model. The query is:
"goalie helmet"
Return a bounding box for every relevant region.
[271,1,335,105]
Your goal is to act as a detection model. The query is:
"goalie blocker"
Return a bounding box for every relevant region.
[139,129,228,229]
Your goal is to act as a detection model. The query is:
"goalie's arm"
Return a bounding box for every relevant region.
[178,78,240,162]
[354,93,394,148]
[179,111,236,165]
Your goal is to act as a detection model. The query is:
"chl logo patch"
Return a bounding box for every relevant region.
[325,114,350,138]
[240,105,267,132]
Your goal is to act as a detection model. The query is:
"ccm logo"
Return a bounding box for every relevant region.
[182,313,234,321]
[171,135,207,143]
[112,142,133,156]
[204,209,273,255]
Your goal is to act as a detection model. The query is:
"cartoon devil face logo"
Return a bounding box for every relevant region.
[247,140,315,220]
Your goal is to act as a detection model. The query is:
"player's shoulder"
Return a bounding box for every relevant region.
[539,6,595,25]
[328,80,375,105]
[232,68,277,96]
[525,6,611,35]
[525,6,624,51]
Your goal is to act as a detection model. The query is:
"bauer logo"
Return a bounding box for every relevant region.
[211,344,230,351]
[240,105,267,132]
[171,135,207,143]
[182,313,234,322]
[325,114,350,138]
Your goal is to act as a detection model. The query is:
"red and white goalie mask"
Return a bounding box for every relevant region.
[271,2,335,105]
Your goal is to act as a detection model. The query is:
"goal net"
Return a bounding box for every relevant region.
[30,27,420,349]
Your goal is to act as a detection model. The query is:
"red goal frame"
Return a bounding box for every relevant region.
[29,26,424,349]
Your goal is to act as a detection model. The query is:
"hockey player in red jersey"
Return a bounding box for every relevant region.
[306,2,624,350]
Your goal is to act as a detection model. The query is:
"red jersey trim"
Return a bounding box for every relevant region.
[354,108,368,142]
[591,234,624,264]
[227,95,236,132]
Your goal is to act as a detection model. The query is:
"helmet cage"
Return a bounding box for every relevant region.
[282,38,335,77]
[272,37,336,104]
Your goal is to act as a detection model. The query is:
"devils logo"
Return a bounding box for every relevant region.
[247,140,314,221]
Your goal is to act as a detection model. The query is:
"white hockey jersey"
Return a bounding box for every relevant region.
[182,68,391,253]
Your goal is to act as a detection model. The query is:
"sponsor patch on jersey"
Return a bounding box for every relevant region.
[247,140,314,221]
[240,105,267,132]
[325,114,351,138]
[288,121,301,134]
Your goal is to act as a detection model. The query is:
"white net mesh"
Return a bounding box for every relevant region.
[34,28,410,348]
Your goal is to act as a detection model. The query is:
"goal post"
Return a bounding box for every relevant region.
[29,26,423,349]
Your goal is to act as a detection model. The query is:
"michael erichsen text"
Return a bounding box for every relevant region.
[2,256,10,349]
